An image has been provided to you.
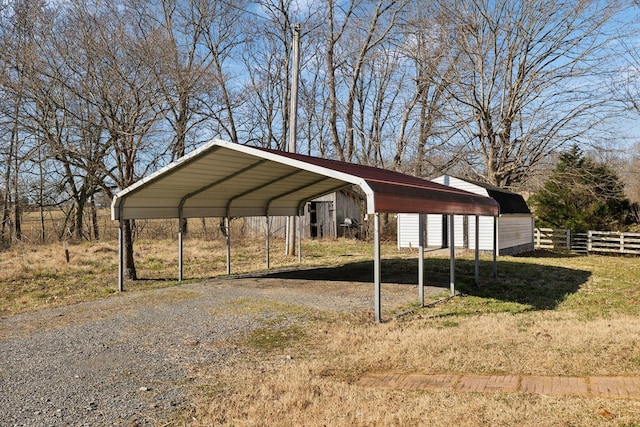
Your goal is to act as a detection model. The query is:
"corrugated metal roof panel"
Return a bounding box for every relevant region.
[112,139,498,220]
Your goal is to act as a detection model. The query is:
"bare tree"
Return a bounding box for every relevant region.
[137,0,215,160]
[439,0,628,188]
[0,0,52,243]
[392,3,460,177]
[57,0,169,278]
[298,37,331,157]
[197,0,249,144]
[239,0,306,149]
[324,0,406,162]
[16,20,100,242]
[352,43,404,167]
[131,0,225,235]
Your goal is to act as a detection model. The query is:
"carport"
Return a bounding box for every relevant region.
[111,139,499,322]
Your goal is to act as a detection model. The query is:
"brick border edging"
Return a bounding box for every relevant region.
[357,373,640,400]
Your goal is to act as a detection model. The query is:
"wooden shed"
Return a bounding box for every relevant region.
[245,188,363,239]
[398,175,534,255]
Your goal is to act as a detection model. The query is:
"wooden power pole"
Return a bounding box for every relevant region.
[286,23,301,256]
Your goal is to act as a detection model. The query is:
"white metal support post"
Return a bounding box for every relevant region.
[297,212,302,263]
[118,219,124,292]
[374,212,381,323]
[178,214,184,282]
[449,214,455,296]
[493,216,498,278]
[225,216,231,275]
[475,215,480,286]
[265,216,270,269]
[418,213,425,307]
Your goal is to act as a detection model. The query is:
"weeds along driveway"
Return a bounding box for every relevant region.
[0,274,433,426]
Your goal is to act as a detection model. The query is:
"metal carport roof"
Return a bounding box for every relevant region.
[111,139,499,322]
[111,139,498,220]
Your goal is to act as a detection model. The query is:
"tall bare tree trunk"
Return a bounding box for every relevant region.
[38,144,46,242]
[11,118,21,241]
[90,195,99,241]
[1,155,11,244]
[74,197,85,241]
[123,219,137,280]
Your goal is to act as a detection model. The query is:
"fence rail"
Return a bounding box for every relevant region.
[534,228,640,255]
[534,228,571,251]
[587,231,640,255]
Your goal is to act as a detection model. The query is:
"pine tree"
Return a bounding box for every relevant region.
[531,145,636,232]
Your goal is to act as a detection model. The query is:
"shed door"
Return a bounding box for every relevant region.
[309,201,334,238]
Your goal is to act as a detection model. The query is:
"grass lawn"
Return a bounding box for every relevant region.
[2,238,640,426]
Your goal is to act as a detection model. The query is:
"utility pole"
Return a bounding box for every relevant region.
[289,23,301,153]
[286,23,301,256]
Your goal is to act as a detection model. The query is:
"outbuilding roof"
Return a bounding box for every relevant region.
[111,139,499,220]
[462,179,531,215]
[484,188,530,215]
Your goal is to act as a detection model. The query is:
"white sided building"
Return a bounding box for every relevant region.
[397,175,534,255]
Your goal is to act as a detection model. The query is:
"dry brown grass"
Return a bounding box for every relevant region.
[172,252,640,427]
[3,238,640,425]
[0,241,119,314]
[180,309,640,426]
[0,236,384,315]
[188,370,639,426]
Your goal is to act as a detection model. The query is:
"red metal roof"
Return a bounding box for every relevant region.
[112,140,498,220]
[257,147,499,216]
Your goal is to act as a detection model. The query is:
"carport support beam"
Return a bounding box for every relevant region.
[225,216,231,275]
[118,219,124,292]
[265,215,270,269]
[418,213,425,307]
[297,212,302,263]
[475,215,479,286]
[374,212,381,323]
[493,216,498,279]
[449,214,455,297]
[178,215,184,282]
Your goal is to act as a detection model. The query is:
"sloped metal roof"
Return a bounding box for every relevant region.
[435,175,531,215]
[111,139,499,220]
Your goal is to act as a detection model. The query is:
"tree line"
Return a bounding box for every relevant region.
[1,0,638,248]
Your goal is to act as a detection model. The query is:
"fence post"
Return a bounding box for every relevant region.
[587,230,592,253]
[620,232,624,254]
[566,229,571,252]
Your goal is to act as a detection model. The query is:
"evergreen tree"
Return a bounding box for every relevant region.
[531,145,637,232]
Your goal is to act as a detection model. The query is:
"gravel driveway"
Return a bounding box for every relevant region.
[0,272,441,426]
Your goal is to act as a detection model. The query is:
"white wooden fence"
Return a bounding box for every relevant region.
[534,228,571,251]
[534,228,640,255]
[586,231,640,255]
